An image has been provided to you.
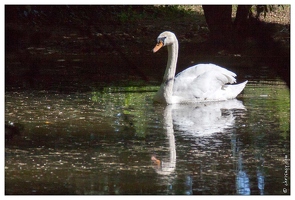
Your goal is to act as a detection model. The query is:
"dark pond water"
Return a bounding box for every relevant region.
[5,77,290,194]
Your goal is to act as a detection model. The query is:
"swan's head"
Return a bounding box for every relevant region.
[153,31,177,53]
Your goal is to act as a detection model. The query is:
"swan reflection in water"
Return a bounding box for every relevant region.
[171,99,245,136]
[151,103,176,175]
[151,99,247,193]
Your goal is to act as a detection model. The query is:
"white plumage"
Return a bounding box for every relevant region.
[153,31,247,104]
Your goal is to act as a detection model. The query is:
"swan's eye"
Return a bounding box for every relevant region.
[157,37,166,45]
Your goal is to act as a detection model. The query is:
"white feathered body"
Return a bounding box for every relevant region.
[153,31,247,104]
[154,63,247,104]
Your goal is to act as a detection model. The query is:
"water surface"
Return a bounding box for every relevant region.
[5,80,290,195]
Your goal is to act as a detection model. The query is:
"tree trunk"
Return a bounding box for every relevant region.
[234,5,252,33]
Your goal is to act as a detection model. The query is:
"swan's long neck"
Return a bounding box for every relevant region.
[162,38,178,104]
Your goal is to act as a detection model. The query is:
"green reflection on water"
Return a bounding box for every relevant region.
[242,81,290,139]
[91,86,159,137]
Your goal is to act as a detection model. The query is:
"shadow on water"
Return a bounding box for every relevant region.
[5,5,290,91]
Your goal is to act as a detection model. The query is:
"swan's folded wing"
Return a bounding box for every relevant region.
[175,63,236,82]
[190,70,233,94]
[173,65,237,100]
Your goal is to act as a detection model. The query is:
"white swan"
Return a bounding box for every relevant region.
[153,31,248,104]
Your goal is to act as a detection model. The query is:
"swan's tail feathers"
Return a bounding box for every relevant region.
[225,74,236,84]
[224,80,248,99]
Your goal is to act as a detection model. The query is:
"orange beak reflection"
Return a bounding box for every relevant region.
[152,41,164,53]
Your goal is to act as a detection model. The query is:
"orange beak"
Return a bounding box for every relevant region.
[152,41,164,53]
